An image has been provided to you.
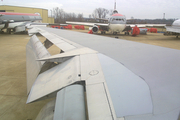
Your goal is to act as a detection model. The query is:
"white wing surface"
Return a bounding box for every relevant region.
[66,21,108,27]
[127,24,166,28]
[26,26,180,120]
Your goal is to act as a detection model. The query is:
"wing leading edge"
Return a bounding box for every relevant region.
[127,24,166,28]
[66,21,109,27]
[26,26,180,120]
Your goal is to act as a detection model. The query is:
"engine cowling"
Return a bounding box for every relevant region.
[92,25,99,33]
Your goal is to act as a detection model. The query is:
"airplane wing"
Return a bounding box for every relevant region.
[66,21,108,27]
[26,26,180,120]
[26,23,68,29]
[66,22,165,28]
[127,24,166,28]
[95,17,109,21]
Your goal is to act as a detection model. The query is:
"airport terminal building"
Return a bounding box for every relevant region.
[0,5,54,23]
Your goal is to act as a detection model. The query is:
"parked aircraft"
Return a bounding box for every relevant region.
[66,2,166,35]
[165,19,180,38]
[26,26,180,120]
[0,12,42,33]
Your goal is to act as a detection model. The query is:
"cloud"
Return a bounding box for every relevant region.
[2,0,180,19]
[25,2,63,10]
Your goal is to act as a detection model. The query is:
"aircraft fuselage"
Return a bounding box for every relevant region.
[0,12,42,31]
[108,13,126,33]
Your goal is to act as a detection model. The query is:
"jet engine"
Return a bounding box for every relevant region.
[92,25,99,33]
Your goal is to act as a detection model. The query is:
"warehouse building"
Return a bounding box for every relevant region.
[0,5,54,23]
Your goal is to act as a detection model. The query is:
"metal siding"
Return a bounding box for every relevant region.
[42,9,48,23]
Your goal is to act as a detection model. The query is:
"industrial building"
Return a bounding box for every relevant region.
[0,5,54,23]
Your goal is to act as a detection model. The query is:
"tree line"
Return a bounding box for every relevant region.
[52,7,113,23]
[127,19,175,25]
[52,7,83,23]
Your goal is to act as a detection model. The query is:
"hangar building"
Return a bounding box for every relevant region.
[0,5,54,23]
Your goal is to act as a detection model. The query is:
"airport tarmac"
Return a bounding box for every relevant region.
[0,30,180,120]
[0,34,58,120]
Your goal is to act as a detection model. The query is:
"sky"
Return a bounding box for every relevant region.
[0,0,180,19]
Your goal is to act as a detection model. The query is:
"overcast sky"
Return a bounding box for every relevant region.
[1,0,180,19]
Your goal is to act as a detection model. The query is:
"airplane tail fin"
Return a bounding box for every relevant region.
[114,0,116,10]
[113,0,118,14]
[26,35,51,94]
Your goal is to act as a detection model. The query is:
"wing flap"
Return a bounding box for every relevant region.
[27,56,81,103]
[39,30,77,51]
[86,83,113,120]
[80,53,114,119]
[35,99,56,120]
[54,85,86,120]
[127,24,166,28]
[26,35,51,94]
[37,47,97,62]
[28,27,78,52]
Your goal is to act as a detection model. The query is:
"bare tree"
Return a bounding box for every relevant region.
[102,8,109,18]
[71,13,77,21]
[89,14,91,18]
[53,7,65,23]
[92,12,96,18]
[52,7,84,23]
[77,13,84,22]
[92,8,109,19]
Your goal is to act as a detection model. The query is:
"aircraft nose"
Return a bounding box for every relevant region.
[115,24,126,30]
